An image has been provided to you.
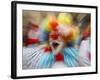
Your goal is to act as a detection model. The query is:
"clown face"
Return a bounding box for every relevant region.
[49,30,65,55]
[49,25,74,54]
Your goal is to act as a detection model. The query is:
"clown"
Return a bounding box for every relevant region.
[22,12,90,69]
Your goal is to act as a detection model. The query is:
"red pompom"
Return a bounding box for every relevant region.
[55,53,64,61]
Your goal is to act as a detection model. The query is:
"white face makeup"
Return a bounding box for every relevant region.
[49,31,65,55]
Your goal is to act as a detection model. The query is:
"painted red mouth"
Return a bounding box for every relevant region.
[52,42,59,49]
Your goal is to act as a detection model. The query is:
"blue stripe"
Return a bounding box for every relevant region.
[63,48,79,67]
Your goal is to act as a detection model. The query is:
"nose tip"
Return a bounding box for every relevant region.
[50,31,59,40]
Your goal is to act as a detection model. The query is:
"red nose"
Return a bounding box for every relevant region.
[50,31,59,40]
